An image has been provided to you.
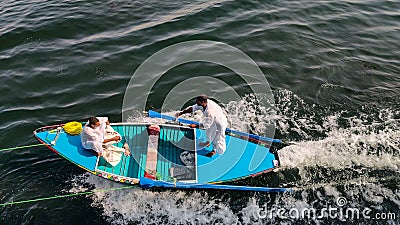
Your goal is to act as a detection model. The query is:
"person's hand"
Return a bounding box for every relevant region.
[113,136,121,141]
[189,124,198,129]
[123,143,130,156]
[106,120,110,125]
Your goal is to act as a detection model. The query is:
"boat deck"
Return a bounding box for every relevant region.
[96,125,196,181]
[35,128,98,171]
[96,125,148,179]
[195,129,275,183]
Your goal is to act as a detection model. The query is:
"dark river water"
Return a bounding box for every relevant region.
[0,0,399,224]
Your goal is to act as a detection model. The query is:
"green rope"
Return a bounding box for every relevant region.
[0,185,135,207]
[0,143,47,152]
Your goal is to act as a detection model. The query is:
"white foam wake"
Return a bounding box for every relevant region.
[68,174,238,225]
[275,89,400,171]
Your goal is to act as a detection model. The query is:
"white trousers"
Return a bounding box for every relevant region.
[82,140,102,153]
[206,118,227,154]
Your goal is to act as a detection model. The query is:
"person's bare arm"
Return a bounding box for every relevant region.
[176,106,193,117]
[103,136,120,144]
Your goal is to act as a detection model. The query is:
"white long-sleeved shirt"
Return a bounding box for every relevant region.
[192,99,226,129]
[81,117,108,152]
[192,100,227,154]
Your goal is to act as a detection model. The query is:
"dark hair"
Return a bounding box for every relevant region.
[88,117,99,126]
[196,95,208,103]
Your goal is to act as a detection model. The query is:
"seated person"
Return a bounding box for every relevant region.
[81,117,130,157]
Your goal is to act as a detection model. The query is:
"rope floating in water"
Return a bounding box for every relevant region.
[0,186,135,207]
[0,143,47,152]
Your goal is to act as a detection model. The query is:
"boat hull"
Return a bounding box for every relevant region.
[34,123,278,185]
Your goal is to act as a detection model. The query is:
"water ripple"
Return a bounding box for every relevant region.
[1,0,400,223]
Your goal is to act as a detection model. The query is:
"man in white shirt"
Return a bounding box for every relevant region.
[81,117,121,156]
[176,95,227,157]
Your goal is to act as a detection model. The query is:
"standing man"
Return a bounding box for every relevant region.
[176,95,227,157]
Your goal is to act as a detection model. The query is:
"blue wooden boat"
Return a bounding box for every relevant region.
[34,111,287,192]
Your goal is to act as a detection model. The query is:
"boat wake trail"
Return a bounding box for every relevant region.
[69,90,399,224]
[275,89,400,173]
[69,174,240,225]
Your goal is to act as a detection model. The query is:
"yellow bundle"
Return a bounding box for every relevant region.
[63,121,83,135]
